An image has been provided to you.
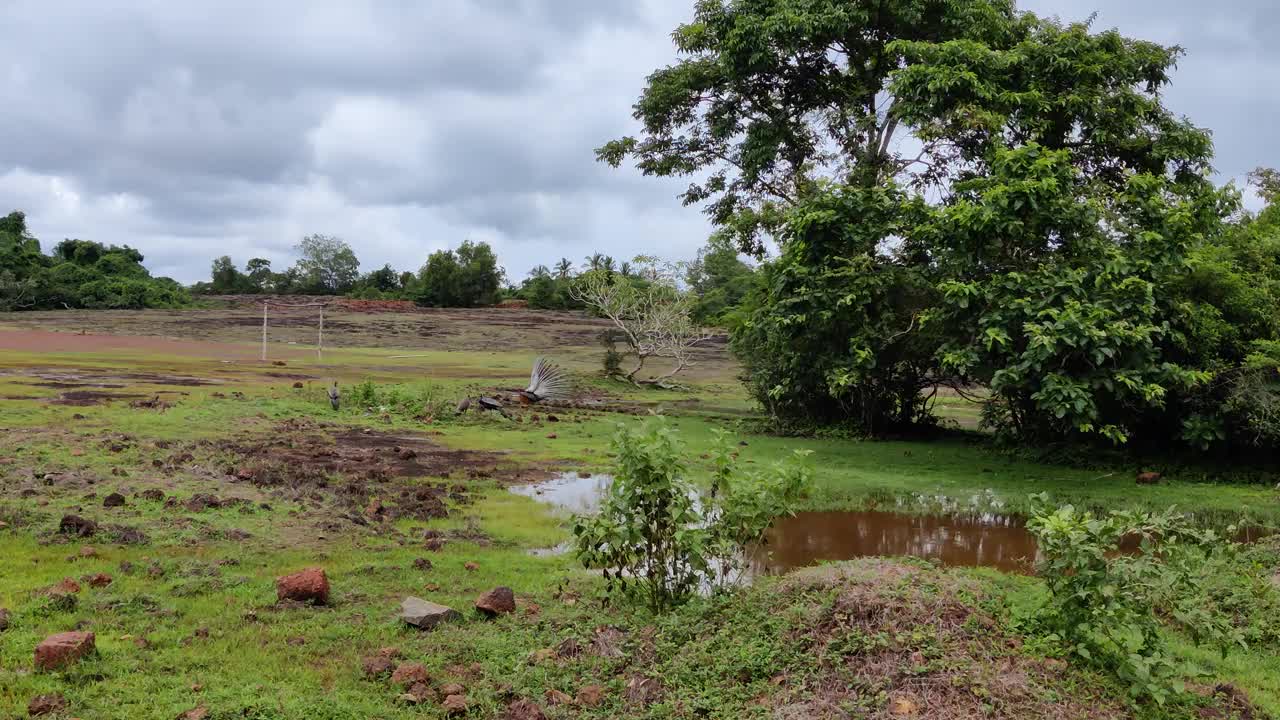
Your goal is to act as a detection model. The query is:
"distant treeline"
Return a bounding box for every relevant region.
[196,234,757,326]
[0,211,189,311]
[1,209,758,325]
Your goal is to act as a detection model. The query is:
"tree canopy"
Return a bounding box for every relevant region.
[294,234,360,294]
[414,240,505,308]
[1,211,189,311]
[611,2,1280,453]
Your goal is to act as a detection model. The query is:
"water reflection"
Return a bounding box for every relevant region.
[750,511,1039,575]
[511,474,1269,575]
[509,473,614,514]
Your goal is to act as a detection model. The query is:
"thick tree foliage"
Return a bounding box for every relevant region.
[685,233,757,325]
[0,211,188,310]
[414,240,505,308]
[598,0,1020,255]
[732,183,941,431]
[610,1,1280,453]
[294,234,361,294]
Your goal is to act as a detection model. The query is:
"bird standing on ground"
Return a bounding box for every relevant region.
[477,396,512,419]
[328,382,340,411]
[455,396,472,416]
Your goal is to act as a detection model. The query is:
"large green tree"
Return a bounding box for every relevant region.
[732,183,941,430]
[598,0,1020,255]
[414,240,505,307]
[294,234,360,294]
[454,240,505,307]
[1,211,188,310]
[685,233,757,325]
[609,2,1279,451]
[893,19,1236,446]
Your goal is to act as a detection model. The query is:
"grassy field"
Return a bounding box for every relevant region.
[1,306,1278,719]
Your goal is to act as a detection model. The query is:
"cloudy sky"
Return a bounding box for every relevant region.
[2,1,1276,283]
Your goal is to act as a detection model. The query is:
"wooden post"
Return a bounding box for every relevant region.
[317,305,324,362]
[261,302,268,362]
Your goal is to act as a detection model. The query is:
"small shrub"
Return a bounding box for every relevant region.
[599,329,624,378]
[346,380,450,420]
[573,418,811,612]
[1026,495,1246,705]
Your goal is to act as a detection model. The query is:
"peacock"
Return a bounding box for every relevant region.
[328,382,340,411]
[519,356,571,403]
[454,357,570,418]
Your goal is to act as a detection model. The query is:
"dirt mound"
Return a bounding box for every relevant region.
[761,560,1256,719]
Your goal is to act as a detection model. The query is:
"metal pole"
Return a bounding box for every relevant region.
[317,305,324,362]
[261,303,268,362]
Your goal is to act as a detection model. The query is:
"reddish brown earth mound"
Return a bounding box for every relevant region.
[276,568,330,605]
[34,631,95,670]
[475,587,516,616]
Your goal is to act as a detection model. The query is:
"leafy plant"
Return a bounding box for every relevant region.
[731,182,944,433]
[599,328,625,378]
[345,380,451,420]
[573,419,811,612]
[1026,494,1246,705]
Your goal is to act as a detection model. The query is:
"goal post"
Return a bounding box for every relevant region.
[258,299,331,363]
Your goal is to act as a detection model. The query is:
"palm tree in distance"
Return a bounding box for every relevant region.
[554,258,573,279]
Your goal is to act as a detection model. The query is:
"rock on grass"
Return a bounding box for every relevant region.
[575,685,606,708]
[503,698,545,720]
[625,677,663,707]
[27,694,67,716]
[362,655,395,679]
[400,597,461,630]
[442,694,468,716]
[84,573,113,588]
[276,567,329,605]
[59,514,96,537]
[391,662,429,687]
[475,587,516,617]
[34,631,95,670]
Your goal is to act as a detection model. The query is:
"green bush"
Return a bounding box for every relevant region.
[1026,495,1246,704]
[599,329,624,378]
[573,419,811,612]
[731,184,942,433]
[345,380,451,420]
[0,211,191,310]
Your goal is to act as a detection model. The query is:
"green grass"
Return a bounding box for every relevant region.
[3,321,1279,718]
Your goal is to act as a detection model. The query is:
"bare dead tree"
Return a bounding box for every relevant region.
[571,269,714,388]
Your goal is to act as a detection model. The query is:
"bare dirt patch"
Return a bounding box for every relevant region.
[51,390,150,407]
[0,368,221,388]
[221,420,501,483]
[215,419,509,523]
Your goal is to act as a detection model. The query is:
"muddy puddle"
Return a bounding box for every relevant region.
[511,473,1269,575]
[750,510,1037,574]
[511,473,1039,571]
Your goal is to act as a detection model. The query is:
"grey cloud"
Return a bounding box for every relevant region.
[2,0,1276,283]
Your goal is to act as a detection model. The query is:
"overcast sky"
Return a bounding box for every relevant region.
[1,1,1276,284]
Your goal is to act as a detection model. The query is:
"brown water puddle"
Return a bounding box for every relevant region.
[751,510,1037,575]
[512,474,1268,575]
